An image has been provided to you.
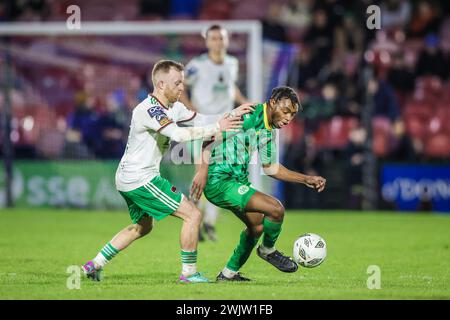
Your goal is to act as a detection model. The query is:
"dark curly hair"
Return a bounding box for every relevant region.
[270,86,303,111]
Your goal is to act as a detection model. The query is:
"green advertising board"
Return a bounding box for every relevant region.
[0,161,196,209]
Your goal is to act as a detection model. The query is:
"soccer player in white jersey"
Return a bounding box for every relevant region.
[181,24,248,242]
[81,60,253,283]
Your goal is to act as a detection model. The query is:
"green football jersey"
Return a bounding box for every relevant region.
[208,103,277,184]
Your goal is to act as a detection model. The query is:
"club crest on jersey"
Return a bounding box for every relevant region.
[238,185,250,195]
[148,106,171,126]
[171,186,177,193]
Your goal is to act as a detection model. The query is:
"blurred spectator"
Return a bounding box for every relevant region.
[0,2,6,21]
[94,90,128,159]
[279,0,313,29]
[415,33,449,80]
[321,55,363,118]
[408,1,442,38]
[368,79,421,161]
[169,0,202,19]
[291,46,320,90]
[344,126,367,209]
[199,0,232,20]
[368,78,401,122]
[262,3,288,43]
[139,0,170,19]
[387,51,415,94]
[380,0,412,29]
[334,11,364,59]
[62,92,99,159]
[300,83,337,133]
[128,73,150,108]
[5,0,50,22]
[388,120,423,161]
[303,8,334,70]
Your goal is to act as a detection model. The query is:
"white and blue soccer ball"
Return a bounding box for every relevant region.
[293,233,327,268]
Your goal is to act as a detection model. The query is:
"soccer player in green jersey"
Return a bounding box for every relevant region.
[190,86,326,281]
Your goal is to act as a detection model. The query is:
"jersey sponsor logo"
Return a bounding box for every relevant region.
[147,106,171,126]
[238,185,250,195]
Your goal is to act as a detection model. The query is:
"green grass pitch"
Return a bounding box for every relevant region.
[0,208,449,300]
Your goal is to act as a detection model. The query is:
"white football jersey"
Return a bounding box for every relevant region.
[115,95,197,192]
[185,53,238,122]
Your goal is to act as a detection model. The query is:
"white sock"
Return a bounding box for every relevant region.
[93,252,108,269]
[258,244,276,256]
[182,263,197,277]
[222,267,237,278]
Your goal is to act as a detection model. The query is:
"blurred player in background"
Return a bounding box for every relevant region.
[191,86,327,281]
[81,60,253,284]
[181,24,248,242]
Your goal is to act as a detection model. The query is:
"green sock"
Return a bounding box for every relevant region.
[262,218,282,249]
[181,250,197,264]
[226,230,259,272]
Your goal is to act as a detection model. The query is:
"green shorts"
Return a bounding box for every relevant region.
[118,176,183,224]
[204,179,257,216]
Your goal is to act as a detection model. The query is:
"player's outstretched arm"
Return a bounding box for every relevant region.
[263,163,326,192]
[160,115,243,143]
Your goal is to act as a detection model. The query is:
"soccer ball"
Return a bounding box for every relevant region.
[293,233,327,268]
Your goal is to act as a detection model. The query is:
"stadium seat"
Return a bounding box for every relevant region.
[313,117,359,149]
[415,76,443,98]
[327,116,359,148]
[284,118,304,145]
[424,134,450,158]
[312,121,329,148]
[372,117,392,157]
[373,131,390,157]
[199,0,232,20]
[372,116,392,134]
[435,102,450,110]
[403,100,434,120]
[230,0,272,20]
[404,114,427,141]
[427,116,444,135]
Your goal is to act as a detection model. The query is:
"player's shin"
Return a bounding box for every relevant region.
[223,230,259,277]
[260,218,283,254]
[179,216,201,276]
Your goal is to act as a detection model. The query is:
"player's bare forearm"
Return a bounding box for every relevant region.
[263,163,326,192]
[263,163,307,183]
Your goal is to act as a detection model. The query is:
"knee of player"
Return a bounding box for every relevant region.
[271,200,285,220]
[189,206,203,225]
[135,223,152,237]
[140,223,153,237]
